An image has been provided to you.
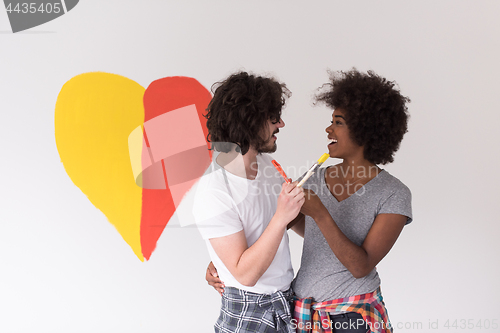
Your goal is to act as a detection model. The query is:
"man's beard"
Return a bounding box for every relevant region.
[256,138,277,153]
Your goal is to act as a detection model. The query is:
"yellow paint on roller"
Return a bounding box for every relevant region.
[55,72,145,261]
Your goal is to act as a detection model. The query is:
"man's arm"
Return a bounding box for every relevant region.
[210,223,287,287]
[210,182,304,287]
[205,213,305,294]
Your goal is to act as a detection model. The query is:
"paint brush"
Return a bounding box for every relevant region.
[297,153,330,188]
[272,159,291,184]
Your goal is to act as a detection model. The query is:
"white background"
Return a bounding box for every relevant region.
[1,1,499,332]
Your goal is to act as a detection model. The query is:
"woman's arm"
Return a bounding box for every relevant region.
[301,190,406,278]
[288,213,305,238]
[206,261,225,295]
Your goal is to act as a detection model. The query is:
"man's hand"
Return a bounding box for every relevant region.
[275,181,305,224]
[205,261,225,296]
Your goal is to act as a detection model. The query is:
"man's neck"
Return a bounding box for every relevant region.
[242,148,258,180]
[216,147,259,180]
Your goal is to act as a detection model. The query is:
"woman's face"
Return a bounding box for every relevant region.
[325,109,363,160]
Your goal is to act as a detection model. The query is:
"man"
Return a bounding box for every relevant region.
[193,71,304,333]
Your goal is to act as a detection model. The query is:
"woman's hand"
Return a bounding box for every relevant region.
[300,189,328,220]
[205,261,225,296]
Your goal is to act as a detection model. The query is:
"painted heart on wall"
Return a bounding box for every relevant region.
[55,72,212,261]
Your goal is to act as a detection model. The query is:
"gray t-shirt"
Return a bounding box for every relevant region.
[292,167,412,302]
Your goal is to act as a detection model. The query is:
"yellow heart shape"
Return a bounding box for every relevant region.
[55,72,146,261]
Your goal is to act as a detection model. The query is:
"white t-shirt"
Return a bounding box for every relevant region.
[193,153,294,294]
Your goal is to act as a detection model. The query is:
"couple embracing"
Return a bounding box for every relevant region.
[193,69,412,333]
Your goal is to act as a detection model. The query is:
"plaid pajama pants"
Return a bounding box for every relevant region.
[214,286,295,333]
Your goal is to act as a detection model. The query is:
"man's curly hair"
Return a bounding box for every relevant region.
[316,69,410,165]
[205,72,290,155]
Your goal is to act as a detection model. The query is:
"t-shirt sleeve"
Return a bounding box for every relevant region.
[378,185,413,224]
[193,189,244,239]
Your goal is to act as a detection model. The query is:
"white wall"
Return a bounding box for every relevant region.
[1,1,499,332]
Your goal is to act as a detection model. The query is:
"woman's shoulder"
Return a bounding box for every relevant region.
[374,170,413,224]
[376,170,412,197]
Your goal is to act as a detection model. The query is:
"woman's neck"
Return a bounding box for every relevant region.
[339,158,379,181]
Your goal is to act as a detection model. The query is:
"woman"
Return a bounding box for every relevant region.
[207,69,412,333]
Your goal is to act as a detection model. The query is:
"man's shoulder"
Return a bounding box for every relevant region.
[193,165,236,222]
[196,164,229,194]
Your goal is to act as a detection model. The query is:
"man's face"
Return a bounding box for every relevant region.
[256,118,285,153]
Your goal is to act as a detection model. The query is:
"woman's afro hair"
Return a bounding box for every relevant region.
[316,69,410,164]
